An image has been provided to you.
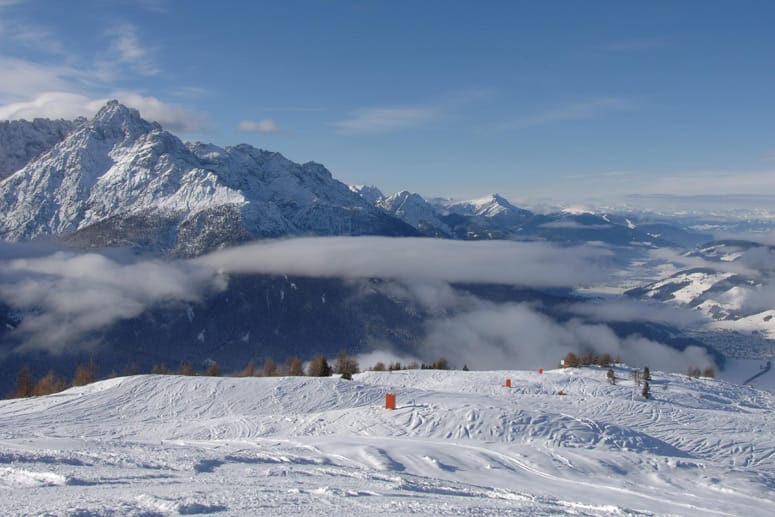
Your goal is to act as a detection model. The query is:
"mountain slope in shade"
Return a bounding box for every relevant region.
[0,102,417,255]
[0,117,77,179]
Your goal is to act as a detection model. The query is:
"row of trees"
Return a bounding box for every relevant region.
[7,351,463,400]
[369,357,450,372]
[563,352,618,368]
[13,361,98,399]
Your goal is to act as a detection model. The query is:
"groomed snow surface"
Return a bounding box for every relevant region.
[1,368,774,516]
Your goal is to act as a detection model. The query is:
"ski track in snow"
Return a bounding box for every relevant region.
[1,368,774,515]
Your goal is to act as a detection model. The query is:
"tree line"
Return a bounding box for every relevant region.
[7,352,454,399]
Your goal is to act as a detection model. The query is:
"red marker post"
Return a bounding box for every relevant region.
[385,392,396,410]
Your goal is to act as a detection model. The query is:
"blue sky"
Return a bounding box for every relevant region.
[1,0,774,206]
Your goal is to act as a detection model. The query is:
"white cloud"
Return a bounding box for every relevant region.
[422,302,713,372]
[114,91,210,132]
[0,250,224,352]
[238,119,280,133]
[335,106,437,134]
[0,238,723,374]
[0,91,209,132]
[0,56,82,100]
[195,237,613,288]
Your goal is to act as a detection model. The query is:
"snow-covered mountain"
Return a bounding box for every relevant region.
[433,193,532,221]
[0,101,416,255]
[349,184,384,204]
[628,240,775,347]
[0,117,76,179]
[2,368,774,515]
[377,190,450,237]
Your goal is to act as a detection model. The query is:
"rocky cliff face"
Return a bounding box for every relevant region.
[0,117,77,179]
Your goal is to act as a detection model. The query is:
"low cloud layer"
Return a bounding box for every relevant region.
[196,237,613,288]
[0,237,720,372]
[422,302,712,372]
[0,248,223,352]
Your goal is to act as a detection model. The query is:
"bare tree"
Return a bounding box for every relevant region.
[15,366,34,398]
[176,362,195,376]
[205,361,221,377]
[263,357,278,377]
[307,355,332,377]
[286,356,304,376]
[335,351,359,380]
[72,360,96,386]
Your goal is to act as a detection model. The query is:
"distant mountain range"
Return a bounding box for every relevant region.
[0,101,714,256]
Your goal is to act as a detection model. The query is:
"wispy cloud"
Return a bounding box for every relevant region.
[104,23,159,76]
[0,19,65,54]
[599,36,669,52]
[335,106,438,134]
[496,97,632,130]
[644,170,775,196]
[238,119,280,133]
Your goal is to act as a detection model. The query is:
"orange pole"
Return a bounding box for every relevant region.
[538,368,543,374]
[385,392,396,410]
[505,378,511,388]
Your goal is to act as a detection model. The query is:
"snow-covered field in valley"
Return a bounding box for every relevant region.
[1,368,774,516]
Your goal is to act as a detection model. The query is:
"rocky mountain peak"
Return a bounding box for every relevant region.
[90,100,159,141]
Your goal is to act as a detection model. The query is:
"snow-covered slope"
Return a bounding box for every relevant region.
[1,368,773,515]
[0,117,76,179]
[0,102,415,255]
[628,241,775,356]
[434,193,532,221]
